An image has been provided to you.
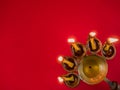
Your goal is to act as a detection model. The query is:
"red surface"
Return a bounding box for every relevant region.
[0,0,120,90]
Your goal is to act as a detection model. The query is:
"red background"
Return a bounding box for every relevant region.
[0,0,120,90]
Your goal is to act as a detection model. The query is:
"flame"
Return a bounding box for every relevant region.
[67,38,75,43]
[108,38,119,43]
[58,77,64,83]
[58,56,64,62]
[89,32,96,37]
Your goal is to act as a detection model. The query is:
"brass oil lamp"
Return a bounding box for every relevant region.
[57,32,120,90]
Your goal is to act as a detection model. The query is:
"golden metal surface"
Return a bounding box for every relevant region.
[78,55,108,85]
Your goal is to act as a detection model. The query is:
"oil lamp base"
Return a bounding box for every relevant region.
[78,55,108,85]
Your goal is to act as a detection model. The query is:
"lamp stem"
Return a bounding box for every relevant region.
[104,78,120,90]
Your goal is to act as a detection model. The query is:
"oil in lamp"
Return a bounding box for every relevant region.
[58,56,77,72]
[57,32,120,90]
[87,32,102,53]
[67,38,86,58]
[58,73,80,88]
[102,38,118,60]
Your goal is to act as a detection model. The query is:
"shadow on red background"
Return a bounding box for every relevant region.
[0,0,120,90]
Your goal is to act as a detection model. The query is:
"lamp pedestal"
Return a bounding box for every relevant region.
[104,78,120,90]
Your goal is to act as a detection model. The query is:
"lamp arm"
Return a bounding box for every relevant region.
[104,78,120,90]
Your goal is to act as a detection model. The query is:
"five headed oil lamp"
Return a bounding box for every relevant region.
[57,32,120,90]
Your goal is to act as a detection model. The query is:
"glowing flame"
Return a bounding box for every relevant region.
[58,77,64,83]
[67,38,75,43]
[58,56,64,62]
[89,32,96,37]
[108,38,119,43]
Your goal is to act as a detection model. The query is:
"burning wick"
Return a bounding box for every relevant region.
[58,77,64,83]
[89,32,96,37]
[67,38,75,43]
[108,38,119,44]
[58,56,64,62]
[102,37,119,59]
[88,32,101,53]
